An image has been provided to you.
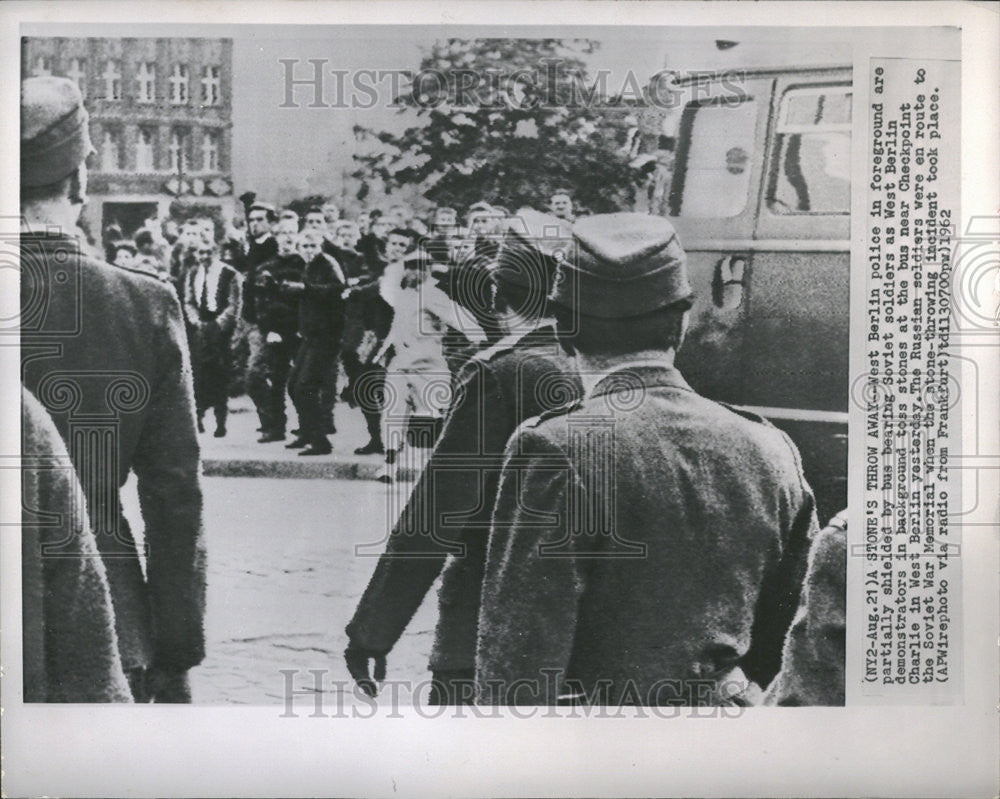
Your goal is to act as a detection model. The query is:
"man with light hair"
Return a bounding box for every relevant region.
[169,217,207,295]
[334,220,361,251]
[284,229,347,455]
[321,201,340,228]
[548,189,576,222]
[182,238,242,438]
[245,216,306,442]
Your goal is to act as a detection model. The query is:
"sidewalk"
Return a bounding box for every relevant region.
[200,395,421,481]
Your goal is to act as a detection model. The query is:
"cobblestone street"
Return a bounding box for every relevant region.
[124,476,438,706]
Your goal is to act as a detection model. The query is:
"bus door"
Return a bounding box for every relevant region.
[746,76,852,520]
[670,78,774,406]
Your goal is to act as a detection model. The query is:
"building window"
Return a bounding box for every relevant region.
[169,129,188,173]
[101,129,122,171]
[169,64,189,104]
[202,130,220,172]
[136,127,156,171]
[102,60,122,100]
[32,56,51,77]
[137,62,156,104]
[201,65,221,106]
[66,58,86,97]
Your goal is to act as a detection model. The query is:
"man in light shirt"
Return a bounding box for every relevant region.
[183,239,242,437]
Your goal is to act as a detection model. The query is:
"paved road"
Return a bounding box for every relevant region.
[123,477,439,706]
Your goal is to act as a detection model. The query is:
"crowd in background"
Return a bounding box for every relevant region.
[101,190,580,479]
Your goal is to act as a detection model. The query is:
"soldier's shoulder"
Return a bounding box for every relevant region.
[116,258,169,283]
[715,401,778,429]
[713,400,809,474]
[473,339,517,365]
[479,332,566,372]
[102,261,176,298]
[522,396,583,429]
[68,245,164,287]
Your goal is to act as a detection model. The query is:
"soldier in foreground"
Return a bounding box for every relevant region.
[765,510,847,706]
[475,213,819,706]
[20,76,205,702]
[345,211,582,704]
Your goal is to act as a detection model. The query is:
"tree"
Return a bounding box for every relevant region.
[352,39,640,215]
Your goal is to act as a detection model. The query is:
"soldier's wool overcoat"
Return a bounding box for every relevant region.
[21,233,206,673]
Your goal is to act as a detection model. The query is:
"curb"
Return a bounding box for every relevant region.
[202,457,418,481]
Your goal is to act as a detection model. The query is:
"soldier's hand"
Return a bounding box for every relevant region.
[344,643,387,698]
[149,667,192,703]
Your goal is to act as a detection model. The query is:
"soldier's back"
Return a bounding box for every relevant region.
[505,364,815,701]
[20,232,204,673]
[21,233,179,464]
[430,326,580,671]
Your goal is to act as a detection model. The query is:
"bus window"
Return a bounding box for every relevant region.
[767,86,851,214]
[668,97,758,218]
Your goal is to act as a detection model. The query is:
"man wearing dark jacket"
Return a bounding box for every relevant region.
[286,230,347,455]
[245,217,306,442]
[341,215,394,454]
[182,239,242,437]
[242,201,278,275]
[475,213,819,706]
[20,76,205,702]
[344,210,582,704]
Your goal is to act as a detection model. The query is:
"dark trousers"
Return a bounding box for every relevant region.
[247,333,296,434]
[289,336,339,445]
[191,319,232,429]
[429,668,476,705]
[343,352,385,447]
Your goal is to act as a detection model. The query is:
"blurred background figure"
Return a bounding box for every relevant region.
[169,218,208,296]
[374,248,486,483]
[548,189,576,222]
[245,216,305,442]
[334,220,362,252]
[321,201,341,230]
[303,206,327,234]
[133,228,168,278]
[182,238,242,437]
[356,208,372,237]
[285,229,348,455]
[110,240,136,269]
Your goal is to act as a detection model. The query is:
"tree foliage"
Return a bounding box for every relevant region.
[353,39,639,214]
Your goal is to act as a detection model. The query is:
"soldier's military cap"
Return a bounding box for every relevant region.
[21,76,94,188]
[491,208,574,307]
[551,213,692,318]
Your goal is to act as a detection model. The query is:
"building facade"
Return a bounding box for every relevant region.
[22,37,235,244]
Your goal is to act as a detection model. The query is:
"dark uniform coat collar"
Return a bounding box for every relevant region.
[589,362,693,400]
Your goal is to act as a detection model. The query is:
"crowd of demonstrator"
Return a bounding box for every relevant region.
[104,191,579,480]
